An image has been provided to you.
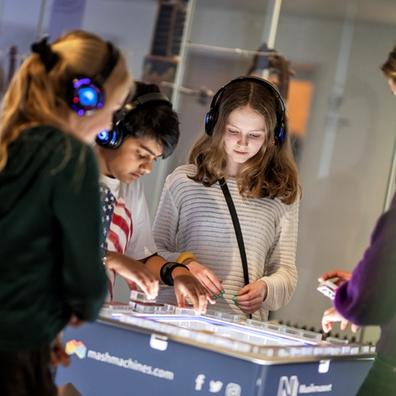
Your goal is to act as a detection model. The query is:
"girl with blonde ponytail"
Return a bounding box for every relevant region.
[0,30,131,395]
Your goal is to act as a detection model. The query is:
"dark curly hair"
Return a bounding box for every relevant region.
[117,81,180,158]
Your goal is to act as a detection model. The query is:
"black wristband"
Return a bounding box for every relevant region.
[160,262,189,286]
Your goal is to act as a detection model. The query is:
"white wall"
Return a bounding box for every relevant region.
[0,0,47,55]
[0,0,157,87]
[82,0,158,78]
[273,14,396,341]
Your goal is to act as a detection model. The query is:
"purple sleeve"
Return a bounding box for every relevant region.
[334,192,396,326]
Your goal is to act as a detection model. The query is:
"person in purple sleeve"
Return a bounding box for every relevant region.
[320,46,396,395]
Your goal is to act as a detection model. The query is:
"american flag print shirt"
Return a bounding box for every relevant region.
[100,183,134,299]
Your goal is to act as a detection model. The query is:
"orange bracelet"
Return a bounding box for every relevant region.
[175,251,196,264]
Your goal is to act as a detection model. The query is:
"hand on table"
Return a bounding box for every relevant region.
[172,267,213,314]
[235,279,268,315]
[186,260,223,299]
[322,306,359,333]
[106,251,159,300]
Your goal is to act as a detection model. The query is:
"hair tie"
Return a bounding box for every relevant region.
[31,37,59,72]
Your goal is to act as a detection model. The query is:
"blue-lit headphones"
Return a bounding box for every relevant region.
[95,92,171,149]
[67,42,120,116]
[204,76,287,145]
[31,37,120,117]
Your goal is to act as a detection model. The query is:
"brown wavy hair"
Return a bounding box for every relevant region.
[0,30,130,171]
[189,78,299,204]
[381,46,396,83]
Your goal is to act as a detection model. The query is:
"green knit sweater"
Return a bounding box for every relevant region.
[0,125,107,350]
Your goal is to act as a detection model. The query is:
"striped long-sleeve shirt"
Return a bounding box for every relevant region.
[153,164,299,320]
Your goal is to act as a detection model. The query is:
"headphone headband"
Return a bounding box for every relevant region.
[205,76,287,145]
[127,91,170,110]
[94,42,120,85]
[96,91,171,149]
[114,92,171,124]
[209,76,286,116]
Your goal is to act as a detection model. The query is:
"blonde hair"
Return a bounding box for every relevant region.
[189,79,299,205]
[0,30,130,171]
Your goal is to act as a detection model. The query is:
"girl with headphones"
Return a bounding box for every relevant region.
[0,30,131,395]
[153,76,300,320]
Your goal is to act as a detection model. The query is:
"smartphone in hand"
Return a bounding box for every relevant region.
[317,280,338,300]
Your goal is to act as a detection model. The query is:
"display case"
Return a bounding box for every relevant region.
[56,293,374,396]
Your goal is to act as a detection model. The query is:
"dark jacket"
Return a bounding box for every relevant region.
[335,191,396,358]
[0,125,107,350]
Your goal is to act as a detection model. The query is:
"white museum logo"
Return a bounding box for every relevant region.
[277,375,333,396]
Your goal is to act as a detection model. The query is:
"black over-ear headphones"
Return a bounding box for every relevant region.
[31,37,120,117]
[95,92,171,149]
[67,42,120,116]
[204,76,287,145]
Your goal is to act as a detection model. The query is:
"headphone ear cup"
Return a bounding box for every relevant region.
[205,109,217,136]
[275,119,287,146]
[69,77,105,116]
[95,125,123,149]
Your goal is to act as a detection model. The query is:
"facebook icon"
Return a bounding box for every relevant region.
[195,374,206,391]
